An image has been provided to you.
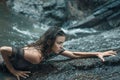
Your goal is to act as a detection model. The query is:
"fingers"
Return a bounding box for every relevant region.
[23,71,31,77]
[24,71,31,73]
[113,51,117,55]
[19,73,27,79]
[22,72,30,78]
[111,50,117,54]
[99,56,105,62]
[21,71,31,78]
[23,73,29,77]
[16,71,31,79]
[97,50,117,62]
[110,51,117,56]
[104,50,117,56]
[111,55,116,56]
[101,57,105,62]
[17,76,20,80]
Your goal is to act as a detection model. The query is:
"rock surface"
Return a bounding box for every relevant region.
[25,26,120,80]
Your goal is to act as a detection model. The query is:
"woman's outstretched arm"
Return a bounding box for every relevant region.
[61,50,117,62]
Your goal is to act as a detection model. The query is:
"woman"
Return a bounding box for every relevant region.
[0,26,116,80]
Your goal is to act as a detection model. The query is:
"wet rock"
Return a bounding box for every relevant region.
[6,0,67,26]
[51,9,67,20]
[43,0,56,10]
[64,26,120,52]
[56,0,66,9]
[6,0,111,27]
[104,56,120,66]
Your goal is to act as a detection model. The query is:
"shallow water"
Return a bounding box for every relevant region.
[0,2,98,47]
[0,3,46,47]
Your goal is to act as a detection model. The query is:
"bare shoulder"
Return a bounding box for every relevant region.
[23,47,43,64]
[24,47,42,56]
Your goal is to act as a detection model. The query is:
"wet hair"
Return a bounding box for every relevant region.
[27,26,66,55]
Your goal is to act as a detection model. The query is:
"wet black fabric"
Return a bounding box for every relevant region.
[10,47,33,70]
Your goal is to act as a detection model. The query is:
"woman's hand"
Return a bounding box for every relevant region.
[10,69,31,80]
[97,50,117,62]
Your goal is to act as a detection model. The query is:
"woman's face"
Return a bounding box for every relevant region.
[52,36,66,54]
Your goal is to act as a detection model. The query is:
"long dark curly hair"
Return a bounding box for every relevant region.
[27,26,66,56]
